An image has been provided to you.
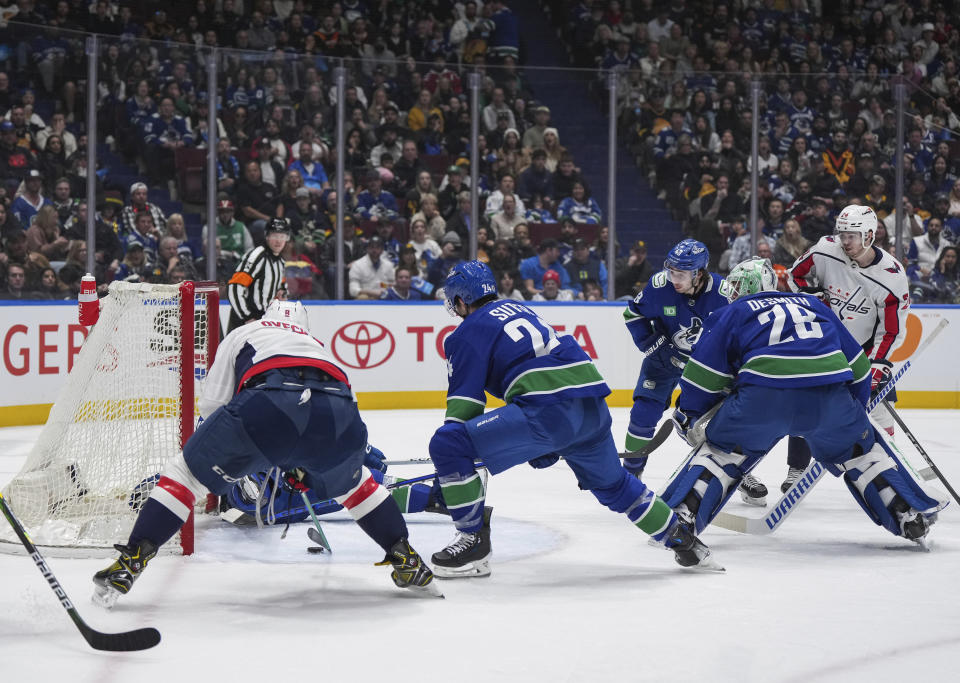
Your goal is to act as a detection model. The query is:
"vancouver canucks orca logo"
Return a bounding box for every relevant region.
[672,317,703,352]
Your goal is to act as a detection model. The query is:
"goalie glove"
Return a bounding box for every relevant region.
[869,359,893,398]
[671,408,706,447]
[280,468,310,493]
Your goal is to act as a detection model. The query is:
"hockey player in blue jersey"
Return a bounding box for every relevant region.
[662,258,944,541]
[621,239,769,505]
[93,300,442,605]
[426,260,721,577]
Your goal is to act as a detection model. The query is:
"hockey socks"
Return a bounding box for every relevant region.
[390,479,441,514]
[438,471,485,533]
[591,470,677,543]
[335,467,408,553]
[128,476,196,548]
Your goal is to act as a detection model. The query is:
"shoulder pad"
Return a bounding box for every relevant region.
[651,271,668,288]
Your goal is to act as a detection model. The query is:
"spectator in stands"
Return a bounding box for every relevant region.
[541,127,565,173]
[773,218,810,268]
[405,170,438,217]
[381,265,423,301]
[518,149,553,203]
[444,191,473,242]
[113,242,150,283]
[349,235,395,300]
[410,193,446,241]
[11,169,51,227]
[127,211,161,267]
[370,124,403,168]
[883,198,925,253]
[408,217,441,263]
[438,165,467,219]
[511,222,536,261]
[482,87,515,133]
[802,199,835,242]
[614,240,653,298]
[762,198,787,239]
[236,160,279,245]
[908,215,947,279]
[927,246,960,303]
[288,143,330,195]
[25,204,68,262]
[552,156,586,201]
[427,231,466,291]
[141,96,193,189]
[522,105,551,150]
[557,182,602,224]
[33,266,68,300]
[203,199,253,270]
[485,172,525,219]
[36,112,77,158]
[285,188,324,263]
[121,182,167,239]
[496,269,524,301]
[162,213,196,261]
[532,268,575,301]
[0,120,34,182]
[38,135,69,191]
[519,238,571,298]
[489,193,525,240]
[0,262,28,299]
[565,238,608,297]
[822,129,855,187]
[50,177,74,227]
[393,139,423,196]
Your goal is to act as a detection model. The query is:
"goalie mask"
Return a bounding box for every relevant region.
[264,299,310,331]
[724,257,777,302]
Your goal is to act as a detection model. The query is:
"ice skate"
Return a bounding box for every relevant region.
[92,540,158,608]
[780,467,805,493]
[432,506,492,578]
[738,473,768,506]
[663,518,724,572]
[897,507,936,550]
[376,538,444,598]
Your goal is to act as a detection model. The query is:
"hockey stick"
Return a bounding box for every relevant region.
[618,420,675,459]
[0,492,161,652]
[881,399,960,507]
[301,492,331,553]
[711,319,949,535]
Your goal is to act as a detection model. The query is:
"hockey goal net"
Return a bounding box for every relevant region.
[0,281,219,557]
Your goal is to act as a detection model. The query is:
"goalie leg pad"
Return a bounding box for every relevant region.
[662,443,763,533]
[839,429,947,536]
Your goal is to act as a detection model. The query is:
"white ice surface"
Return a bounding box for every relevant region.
[1,409,958,682]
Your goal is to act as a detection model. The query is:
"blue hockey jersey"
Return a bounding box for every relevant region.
[623,271,729,356]
[443,300,609,423]
[677,291,871,418]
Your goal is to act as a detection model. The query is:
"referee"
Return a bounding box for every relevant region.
[227,218,290,332]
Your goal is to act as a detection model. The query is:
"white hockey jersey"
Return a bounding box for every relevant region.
[199,319,351,419]
[788,235,910,362]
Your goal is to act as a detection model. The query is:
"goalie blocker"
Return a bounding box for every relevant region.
[662,259,945,542]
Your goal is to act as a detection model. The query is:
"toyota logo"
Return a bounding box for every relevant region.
[331,321,396,369]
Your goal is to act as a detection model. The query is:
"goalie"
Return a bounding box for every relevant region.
[662,258,945,542]
[93,300,442,605]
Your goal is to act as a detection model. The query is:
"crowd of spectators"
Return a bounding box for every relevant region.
[548,0,960,302]
[2,1,959,305]
[0,0,622,303]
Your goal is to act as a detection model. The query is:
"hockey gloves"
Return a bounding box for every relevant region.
[364,443,388,473]
[528,453,560,469]
[869,359,893,399]
[643,334,688,372]
[671,409,693,445]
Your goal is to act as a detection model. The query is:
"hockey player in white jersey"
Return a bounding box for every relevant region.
[93,300,441,605]
[783,204,910,492]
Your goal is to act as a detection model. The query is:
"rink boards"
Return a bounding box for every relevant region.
[0,300,957,426]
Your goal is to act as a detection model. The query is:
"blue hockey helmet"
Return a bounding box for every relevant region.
[442,260,497,316]
[664,238,710,272]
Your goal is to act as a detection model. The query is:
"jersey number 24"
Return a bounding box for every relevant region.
[757,303,823,346]
[505,318,561,357]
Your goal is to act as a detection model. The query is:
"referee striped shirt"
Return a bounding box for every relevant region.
[228,246,285,325]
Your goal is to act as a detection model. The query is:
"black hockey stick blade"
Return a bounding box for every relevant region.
[0,493,161,652]
[78,619,162,652]
[307,526,331,552]
[619,420,674,459]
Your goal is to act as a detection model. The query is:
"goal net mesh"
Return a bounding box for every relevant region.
[0,281,217,556]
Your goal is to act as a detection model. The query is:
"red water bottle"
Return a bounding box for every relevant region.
[78,273,99,326]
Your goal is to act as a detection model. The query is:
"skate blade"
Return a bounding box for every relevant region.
[912,537,932,552]
[682,555,726,572]
[91,584,121,609]
[739,492,767,507]
[405,581,446,598]
[433,558,492,579]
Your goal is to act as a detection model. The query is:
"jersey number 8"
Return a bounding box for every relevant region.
[757,303,823,346]
[505,318,561,357]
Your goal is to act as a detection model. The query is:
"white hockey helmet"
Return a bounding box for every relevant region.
[724,257,777,302]
[835,204,877,251]
[263,299,310,331]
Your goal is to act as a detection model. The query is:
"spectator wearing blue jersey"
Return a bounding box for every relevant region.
[11,169,51,228]
[556,182,602,224]
[288,143,330,193]
[425,260,720,577]
[663,258,942,543]
[519,238,571,298]
[381,266,424,301]
[355,170,399,222]
[565,238,608,297]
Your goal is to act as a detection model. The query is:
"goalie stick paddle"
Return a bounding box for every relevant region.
[0,492,161,652]
[710,318,949,536]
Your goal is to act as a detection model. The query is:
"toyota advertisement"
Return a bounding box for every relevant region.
[0,302,956,424]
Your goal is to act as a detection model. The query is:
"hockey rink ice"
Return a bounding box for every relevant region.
[1,407,958,682]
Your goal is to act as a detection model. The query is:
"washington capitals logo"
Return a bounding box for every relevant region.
[672,317,703,351]
[885,262,902,274]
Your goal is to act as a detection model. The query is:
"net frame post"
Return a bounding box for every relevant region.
[178,281,196,555]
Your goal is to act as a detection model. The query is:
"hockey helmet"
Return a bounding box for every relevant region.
[266,217,292,235]
[264,299,310,331]
[724,257,777,302]
[442,260,497,316]
[835,204,876,251]
[665,238,710,272]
